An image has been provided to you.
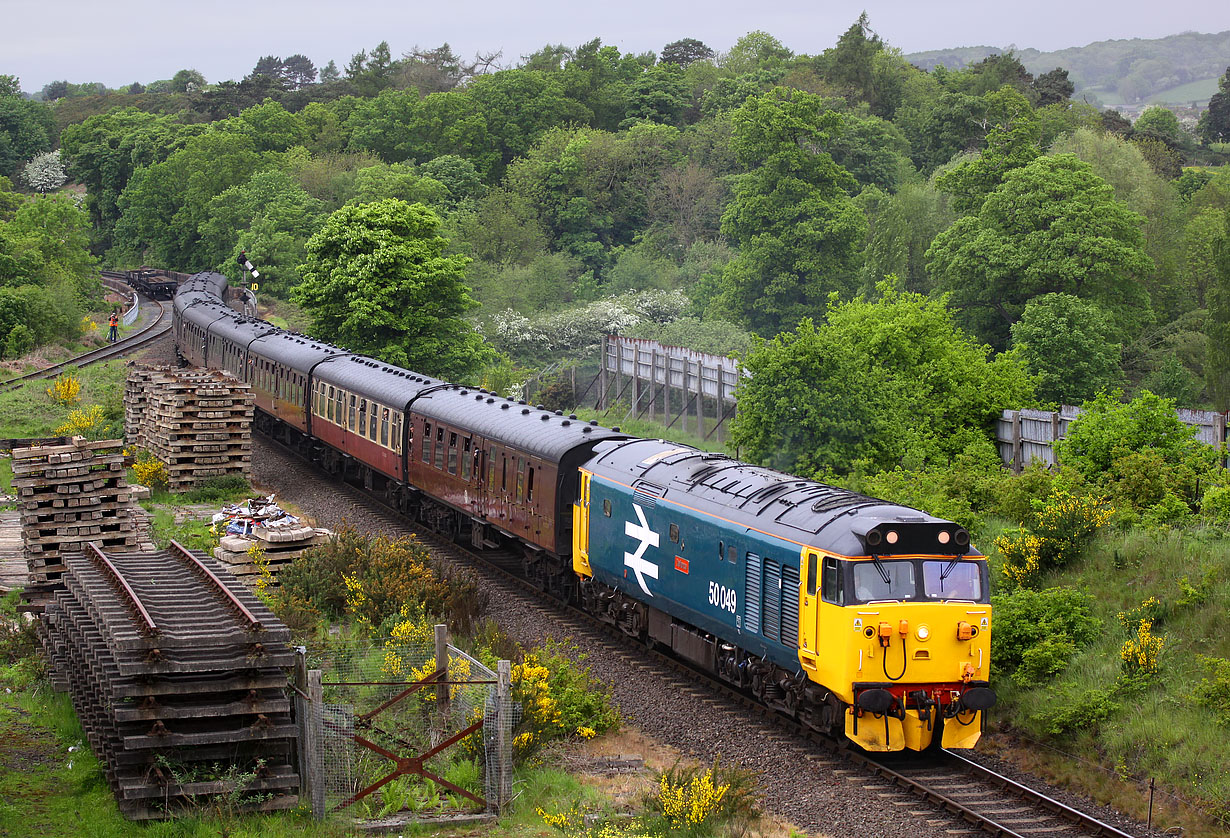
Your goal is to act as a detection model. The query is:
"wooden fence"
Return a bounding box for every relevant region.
[997,406,1227,471]
[597,336,746,442]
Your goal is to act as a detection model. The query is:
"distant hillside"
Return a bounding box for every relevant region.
[905,30,1230,107]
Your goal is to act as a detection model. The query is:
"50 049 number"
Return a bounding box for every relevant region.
[708,582,737,614]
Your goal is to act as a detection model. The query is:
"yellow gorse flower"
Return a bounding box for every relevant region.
[657,768,729,831]
[47,373,81,405]
[1121,619,1165,676]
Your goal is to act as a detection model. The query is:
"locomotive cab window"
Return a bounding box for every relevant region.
[922,559,983,601]
[806,552,818,597]
[821,555,842,604]
[853,560,916,603]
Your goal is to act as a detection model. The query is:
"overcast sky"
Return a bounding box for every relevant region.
[5,0,1228,93]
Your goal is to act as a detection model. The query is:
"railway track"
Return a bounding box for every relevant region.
[0,274,171,393]
[252,432,1148,838]
[41,540,299,819]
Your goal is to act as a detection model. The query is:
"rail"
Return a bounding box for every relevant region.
[169,539,264,632]
[85,542,160,637]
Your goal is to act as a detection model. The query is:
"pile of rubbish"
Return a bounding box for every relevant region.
[211,495,317,542]
[210,495,331,583]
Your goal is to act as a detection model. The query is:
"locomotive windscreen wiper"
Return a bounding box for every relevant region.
[871,553,891,585]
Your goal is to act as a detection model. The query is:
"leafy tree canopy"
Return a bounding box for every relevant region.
[717,87,865,335]
[730,287,1034,476]
[927,153,1154,348]
[660,38,714,68]
[1009,293,1122,405]
[293,199,493,379]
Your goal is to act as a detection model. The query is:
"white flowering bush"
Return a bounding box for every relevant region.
[22,150,67,193]
[488,290,689,357]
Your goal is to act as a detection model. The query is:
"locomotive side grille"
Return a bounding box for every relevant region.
[762,559,781,642]
[781,564,800,647]
[744,552,761,635]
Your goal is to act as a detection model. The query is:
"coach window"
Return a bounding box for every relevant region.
[821,555,842,605]
[380,409,389,447]
[370,407,379,442]
[461,438,472,479]
[527,466,535,502]
[422,422,432,463]
[435,427,445,469]
[327,387,335,421]
[669,523,679,544]
[487,448,496,487]
[359,399,368,437]
[348,395,357,430]
[392,414,401,452]
[516,458,525,502]
[448,432,458,474]
[501,455,508,492]
[335,388,344,423]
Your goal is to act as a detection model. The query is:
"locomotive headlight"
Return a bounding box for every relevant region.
[916,625,930,641]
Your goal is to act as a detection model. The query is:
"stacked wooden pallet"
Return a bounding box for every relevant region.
[11,437,137,592]
[125,366,253,492]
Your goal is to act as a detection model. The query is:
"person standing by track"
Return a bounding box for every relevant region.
[108,310,119,342]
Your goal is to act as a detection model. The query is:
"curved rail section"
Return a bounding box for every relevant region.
[0,274,171,394]
[44,543,298,819]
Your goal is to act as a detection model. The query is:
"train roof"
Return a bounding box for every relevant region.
[312,354,442,408]
[413,387,628,462]
[585,438,976,558]
[176,271,229,300]
[205,308,280,345]
[247,331,348,374]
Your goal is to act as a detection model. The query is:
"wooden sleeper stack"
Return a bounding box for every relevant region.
[11,436,137,596]
[125,366,254,492]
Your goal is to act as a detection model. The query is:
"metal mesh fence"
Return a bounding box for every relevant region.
[300,639,513,819]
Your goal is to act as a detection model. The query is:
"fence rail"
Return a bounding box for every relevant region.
[597,335,747,441]
[997,405,1227,471]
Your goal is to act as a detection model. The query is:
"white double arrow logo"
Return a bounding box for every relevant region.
[624,504,659,596]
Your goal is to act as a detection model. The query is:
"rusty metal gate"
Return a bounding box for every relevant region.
[294,628,513,822]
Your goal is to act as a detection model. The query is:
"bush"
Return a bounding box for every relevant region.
[644,759,760,838]
[1194,655,1230,727]
[1120,619,1164,678]
[511,640,620,758]
[46,373,81,405]
[4,324,33,359]
[1014,636,1078,686]
[995,489,1112,587]
[130,448,168,489]
[1029,685,1120,737]
[274,525,486,635]
[990,586,1100,677]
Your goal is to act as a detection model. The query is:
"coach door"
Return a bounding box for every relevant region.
[798,549,821,672]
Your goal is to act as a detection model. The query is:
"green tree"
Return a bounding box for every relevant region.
[816,13,883,108]
[3,194,100,302]
[1009,294,1122,404]
[237,99,308,152]
[717,88,865,335]
[294,199,492,379]
[660,39,714,68]
[856,181,954,294]
[1206,209,1230,410]
[926,153,1154,348]
[1198,66,1230,144]
[0,93,55,179]
[730,289,1034,476]
[934,88,1040,215]
[1133,105,1183,147]
[720,31,792,76]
